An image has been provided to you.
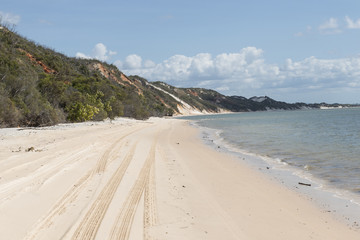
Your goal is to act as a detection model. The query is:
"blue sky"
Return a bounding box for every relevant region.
[1,0,360,103]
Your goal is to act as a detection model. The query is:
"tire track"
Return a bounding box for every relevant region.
[0,147,90,196]
[70,142,137,240]
[144,160,158,240]
[0,127,130,200]
[92,124,150,174]
[24,170,93,240]
[109,139,157,240]
[24,125,148,240]
[24,140,127,239]
[95,136,122,174]
[0,148,94,209]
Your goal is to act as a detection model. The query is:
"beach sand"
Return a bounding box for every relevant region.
[0,118,359,239]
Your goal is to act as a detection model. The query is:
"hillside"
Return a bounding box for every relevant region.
[0,25,350,128]
[0,26,178,127]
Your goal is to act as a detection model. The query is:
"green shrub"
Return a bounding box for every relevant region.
[66,102,99,122]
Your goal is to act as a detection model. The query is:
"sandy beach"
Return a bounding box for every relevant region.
[0,118,359,240]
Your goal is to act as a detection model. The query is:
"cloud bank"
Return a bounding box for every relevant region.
[116,47,360,95]
[78,43,360,103]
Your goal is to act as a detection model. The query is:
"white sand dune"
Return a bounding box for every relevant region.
[0,118,359,239]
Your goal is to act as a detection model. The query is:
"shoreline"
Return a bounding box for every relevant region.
[195,120,360,222]
[182,111,360,228]
[0,118,359,239]
[167,119,360,239]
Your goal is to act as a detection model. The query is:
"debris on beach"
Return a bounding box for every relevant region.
[25,147,43,152]
[25,147,35,152]
[298,182,312,187]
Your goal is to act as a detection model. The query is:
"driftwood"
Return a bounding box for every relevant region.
[298,182,311,187]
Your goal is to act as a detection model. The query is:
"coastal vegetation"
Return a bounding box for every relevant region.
[0,25,173,127]
[1,25,358,128]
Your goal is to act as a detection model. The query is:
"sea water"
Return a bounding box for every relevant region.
[180,108,360,225]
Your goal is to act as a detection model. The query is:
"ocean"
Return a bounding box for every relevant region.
[180,108,360,223]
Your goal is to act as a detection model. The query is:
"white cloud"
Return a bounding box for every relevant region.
[76,43,116,61]
[119,47,360,102]
[282,56,360,86]
[121,47,279,89]
[0,11,20,26]
[189,53,214,76]
[109,50,117,56]
[123,54,143,69]
[149,55,193,81]
[75,52,91,59]
[345,16,360,29]
[319,18,339,30]
[144,60,156,68]
[318,18,341,34]
[93,43,115,61]
[298,16,360,37]
[113,55,156,70]
[215,86,230,92]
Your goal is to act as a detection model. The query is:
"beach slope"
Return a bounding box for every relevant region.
[0,118,358,239]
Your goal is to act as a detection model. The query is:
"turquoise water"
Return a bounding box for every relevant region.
[181,108,360,196]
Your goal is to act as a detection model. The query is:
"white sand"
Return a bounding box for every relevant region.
[0,118,359,239]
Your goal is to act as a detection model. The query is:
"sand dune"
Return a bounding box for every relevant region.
[0,118,359,239]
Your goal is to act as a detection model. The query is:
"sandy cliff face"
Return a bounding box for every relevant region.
[89,63,143,95]
[148,83,218,115]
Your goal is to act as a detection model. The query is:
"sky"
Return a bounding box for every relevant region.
[1,0,360,103]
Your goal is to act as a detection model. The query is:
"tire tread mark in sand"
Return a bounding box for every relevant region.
[24,126,147,240]
[24,171,92,240]
[144,159,158,240]
[71,142,137,240]
[109,140,157,240]
[0,148,89,198]
[94,125,146,174]
[95,137,120,174]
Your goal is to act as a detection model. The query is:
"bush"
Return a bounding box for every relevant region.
[0,95,20,127]
[66,102,99,122]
